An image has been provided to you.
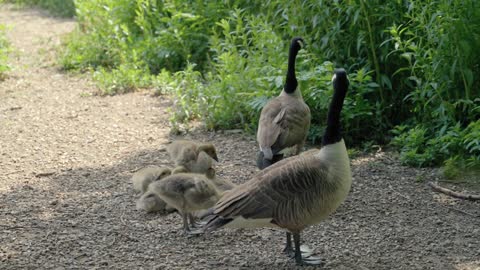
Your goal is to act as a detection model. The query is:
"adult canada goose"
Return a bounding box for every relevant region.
[256,37,311,169]
[202,69,351,265]
[148,172,223,235]
[131,166,172,194]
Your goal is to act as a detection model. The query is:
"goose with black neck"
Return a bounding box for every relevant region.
[256,37,311,169]
[202,69,352,265]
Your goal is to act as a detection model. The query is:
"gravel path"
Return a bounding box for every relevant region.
[1,5,479,270]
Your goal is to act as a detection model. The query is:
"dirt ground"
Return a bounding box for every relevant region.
[1,5,479,270]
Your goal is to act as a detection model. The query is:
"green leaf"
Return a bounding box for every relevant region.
[463,68,473,88]
[381,74,392,90]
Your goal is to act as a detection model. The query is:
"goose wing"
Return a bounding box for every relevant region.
[206,153,329,230]
[257,97,311,158]
[257,98,286,158]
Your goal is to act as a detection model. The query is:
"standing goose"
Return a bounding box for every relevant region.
[202,69,351,265]
[256,37,311,169]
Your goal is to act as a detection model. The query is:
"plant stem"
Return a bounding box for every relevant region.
[360,0,384,104]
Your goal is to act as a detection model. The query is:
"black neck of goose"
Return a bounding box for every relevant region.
[322,74,349,146]
[284,45,299,94]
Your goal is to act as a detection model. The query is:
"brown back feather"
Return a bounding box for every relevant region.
[257,95,311,154]
[212,153,330,227]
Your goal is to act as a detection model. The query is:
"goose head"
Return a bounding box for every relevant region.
[198,143,219,162]
[155,167,172,180]
[291,37,305,52]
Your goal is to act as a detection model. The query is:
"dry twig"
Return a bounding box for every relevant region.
[427,182,480,201]
[35,171,55,177]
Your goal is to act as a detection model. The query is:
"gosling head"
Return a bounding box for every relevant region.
[198,143,219,162]
[155,167,172,180]
[172,166,189,174]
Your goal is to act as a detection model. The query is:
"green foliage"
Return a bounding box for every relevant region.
[56,0,480,171]
[203,10,287,130]
[61,0,227,73]
[387,0,480,170]
[4,0,75,17]
[93,63,153,95]
[163,9,381,145]
[0,24,10,80]
[168,63,207,124]
[392,121,480,169]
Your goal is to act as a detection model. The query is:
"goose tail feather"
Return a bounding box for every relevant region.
[200,208,232,233]
[257,151,285,169]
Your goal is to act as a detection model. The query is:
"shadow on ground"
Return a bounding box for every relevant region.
[2,134,479,269]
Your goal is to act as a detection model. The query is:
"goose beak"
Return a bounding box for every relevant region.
[298,39,305,48]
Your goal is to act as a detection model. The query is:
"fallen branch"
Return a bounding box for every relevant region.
[427,182,480,201]
[35,171,55,177]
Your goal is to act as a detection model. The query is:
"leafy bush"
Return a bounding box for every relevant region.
[166,9,381,146]
[392,121,480,169]
[61,0,227,72]
[387,0,480,170]
[54,0,480,172]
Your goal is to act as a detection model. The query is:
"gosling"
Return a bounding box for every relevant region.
[167,140,219,174]
[131,166,172,194]
[147,172,222,235]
